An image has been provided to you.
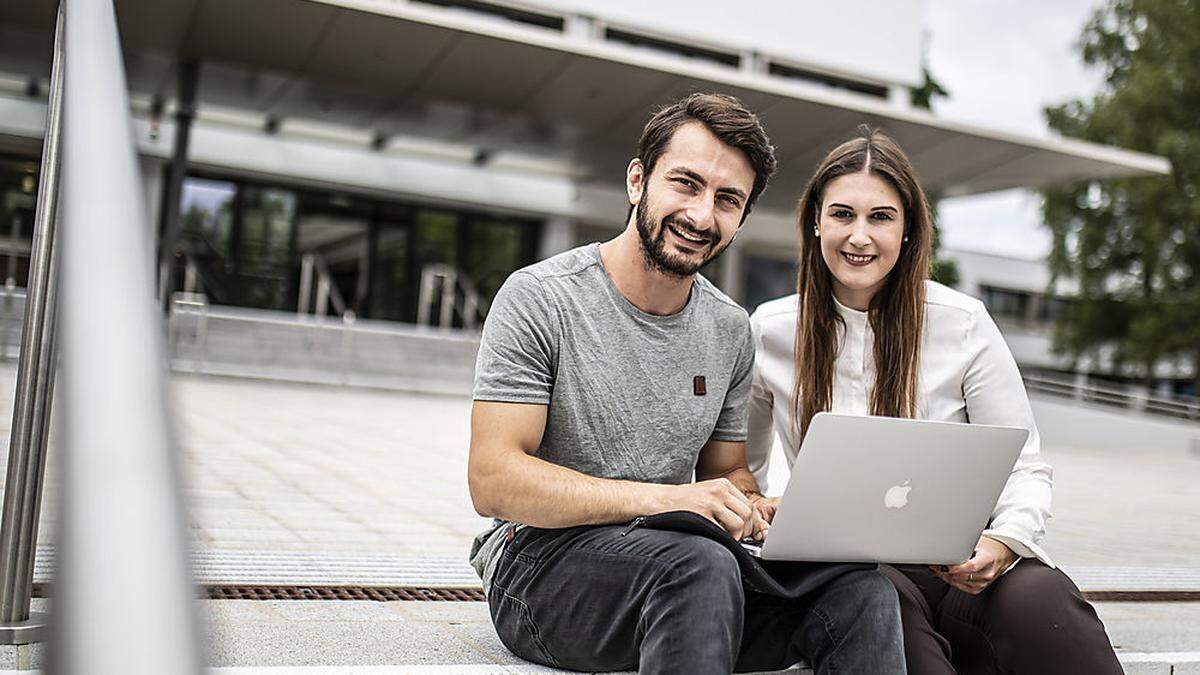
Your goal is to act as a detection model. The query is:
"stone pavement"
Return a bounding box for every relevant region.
[0,364,1198,670]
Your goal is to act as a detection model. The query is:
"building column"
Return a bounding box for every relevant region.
[538,216,576,260]
[719,247,745,306]
[157,59,199,309]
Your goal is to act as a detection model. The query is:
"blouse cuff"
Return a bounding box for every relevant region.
[981,529,1056,569]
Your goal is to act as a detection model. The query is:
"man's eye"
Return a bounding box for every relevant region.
[675,178,697,190]
[719,195,741,207]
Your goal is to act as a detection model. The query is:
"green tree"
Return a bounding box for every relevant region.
[907,67,960,287]
[1042,0,1200,394]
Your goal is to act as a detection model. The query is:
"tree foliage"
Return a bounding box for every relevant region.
[1042,0,1200,391]
[907,68,959,287]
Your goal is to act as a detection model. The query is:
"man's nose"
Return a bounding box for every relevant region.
[681,193,717,231]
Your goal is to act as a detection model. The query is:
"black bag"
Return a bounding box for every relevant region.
[624,510,876,600]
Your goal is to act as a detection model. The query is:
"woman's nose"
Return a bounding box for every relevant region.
[847,218,872,246]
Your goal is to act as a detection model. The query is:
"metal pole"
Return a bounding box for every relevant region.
[0,0,65,645]
[298,253,313,315]
[157,59,199,313]
[49,0,202,671]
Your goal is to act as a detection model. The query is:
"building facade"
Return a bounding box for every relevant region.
[0,0,1169,335]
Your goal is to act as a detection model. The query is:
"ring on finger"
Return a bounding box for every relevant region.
[969,572,974,582]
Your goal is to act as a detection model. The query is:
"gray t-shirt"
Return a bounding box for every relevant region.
[469,243,754,592]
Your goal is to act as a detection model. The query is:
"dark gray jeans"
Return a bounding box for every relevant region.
[489,524,907,674]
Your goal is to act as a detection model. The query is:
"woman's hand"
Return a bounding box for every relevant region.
[748,495,780,541]
[931,535,1018,595]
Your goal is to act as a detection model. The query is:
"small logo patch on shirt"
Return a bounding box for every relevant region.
[693,375,707,396]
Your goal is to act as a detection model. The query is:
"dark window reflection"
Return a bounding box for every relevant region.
[174,174,538,323]
[0,156,40,286]
[743,254,796,312]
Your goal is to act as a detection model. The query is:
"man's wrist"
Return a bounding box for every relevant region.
[635,482,673,516]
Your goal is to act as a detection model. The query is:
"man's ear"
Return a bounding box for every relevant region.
[626,158,645,206]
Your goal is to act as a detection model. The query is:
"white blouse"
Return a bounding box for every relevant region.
[746,280,1055,567]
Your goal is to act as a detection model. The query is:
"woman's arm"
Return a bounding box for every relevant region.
[961,304,1055,567]
[745,313,777,492]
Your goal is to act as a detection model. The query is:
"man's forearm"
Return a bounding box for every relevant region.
[471,449,669,528]
[701,465,762,500]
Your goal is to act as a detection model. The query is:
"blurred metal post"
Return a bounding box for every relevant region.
[0,0,65,645]
[48,0,202,672]
[297,253,313,315]
[157,59,199,312]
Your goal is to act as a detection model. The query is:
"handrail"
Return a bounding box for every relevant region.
[50,0,203,671]
[0,0,64,646]
[297,253,353,320]
[1023,373,1200,421]
[416,264,487,330]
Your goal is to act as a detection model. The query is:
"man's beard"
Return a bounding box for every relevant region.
[634,197,731,278]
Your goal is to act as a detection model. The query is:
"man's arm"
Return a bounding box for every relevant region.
[468,400,758,535]
[695,439,772,539]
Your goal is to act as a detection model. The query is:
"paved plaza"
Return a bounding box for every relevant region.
[0,364,1198,670]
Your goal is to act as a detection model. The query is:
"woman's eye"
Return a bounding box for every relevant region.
[872,212,893,221]
[832,209,852,219]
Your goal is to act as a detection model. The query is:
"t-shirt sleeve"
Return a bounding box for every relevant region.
[709,320,755,442]
[473,271,558,404]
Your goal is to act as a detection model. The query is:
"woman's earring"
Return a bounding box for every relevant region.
[903,235,909,243]
[813,226,820,238]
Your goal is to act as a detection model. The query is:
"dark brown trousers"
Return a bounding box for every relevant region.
[881,561,1123,674]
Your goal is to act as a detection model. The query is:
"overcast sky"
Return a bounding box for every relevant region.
[924,0,1107,259]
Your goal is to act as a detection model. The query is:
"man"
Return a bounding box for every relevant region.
[467,93,904,674]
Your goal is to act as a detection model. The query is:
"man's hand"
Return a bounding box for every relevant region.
[931,535,1019,595]
[661,478,761,540]
[748,495,780,541]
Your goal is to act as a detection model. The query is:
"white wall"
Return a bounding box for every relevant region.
[520,0,925,87]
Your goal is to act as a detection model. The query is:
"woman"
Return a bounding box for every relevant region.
[744,127,1121,674]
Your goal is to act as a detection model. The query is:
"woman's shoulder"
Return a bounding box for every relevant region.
[749,294,799,328]
[923,279,987,324]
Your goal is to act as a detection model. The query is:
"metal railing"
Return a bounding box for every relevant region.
[0,0,64,646]
[0,0,203,671]
[1023,374,1200,422]
[168,300,479,395]
[297,252,356,322]
[416,263,486,330]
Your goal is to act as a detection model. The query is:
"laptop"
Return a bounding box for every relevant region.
[746,412,1028,565]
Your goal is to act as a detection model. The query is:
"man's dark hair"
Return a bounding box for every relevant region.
[636,92,777,218]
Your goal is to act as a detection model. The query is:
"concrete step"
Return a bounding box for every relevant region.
[30,549,1200,600]
[1,597,1196,673]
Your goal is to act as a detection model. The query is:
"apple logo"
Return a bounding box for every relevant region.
[884,480,912,509]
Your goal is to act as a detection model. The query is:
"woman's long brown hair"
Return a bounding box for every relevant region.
[792,126,933,438]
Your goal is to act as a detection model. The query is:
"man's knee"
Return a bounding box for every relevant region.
[654,534,743,615]
[667,535,741,584]
[827,568,903,632]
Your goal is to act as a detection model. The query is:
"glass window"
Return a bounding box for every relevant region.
[1037,295,1072,323]
[236,187,297,310]
[173,175,542,324]
[743,254,797,312]
[368,202,415,323]
[464,217,530,303]
[414,209,460,271]
[179,177,236,302]
[0,156,40,286]
[980,286,1030,321]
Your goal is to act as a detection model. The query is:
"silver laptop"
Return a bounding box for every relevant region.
[752,412,1028,565]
